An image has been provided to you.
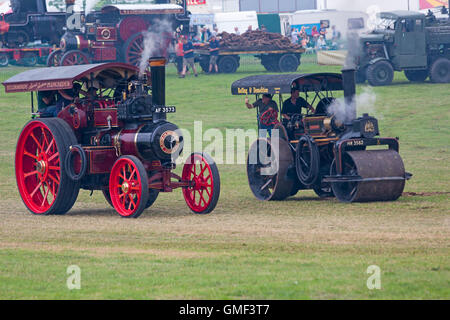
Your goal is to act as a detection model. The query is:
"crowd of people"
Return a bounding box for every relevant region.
[290,23,341,51]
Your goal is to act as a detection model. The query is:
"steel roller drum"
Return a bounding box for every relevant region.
[332,150,406,202]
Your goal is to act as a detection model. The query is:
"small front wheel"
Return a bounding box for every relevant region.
[109,155,149,218]
[182,153,220,214]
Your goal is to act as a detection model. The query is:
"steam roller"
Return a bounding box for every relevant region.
[236,68,412,203]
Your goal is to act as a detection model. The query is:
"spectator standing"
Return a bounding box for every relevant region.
[319,23,327,38]
[291,29,299,44]
[208,35,220,74]
[331,26,338,41]
[301,34,309,48]
[300,26,306,37]
[311,26,319,39]
[316,35,327,50]
[234,27,240,35]
[175,37,184,75]
[180,37,198,78]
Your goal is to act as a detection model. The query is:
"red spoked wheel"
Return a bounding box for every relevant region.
[61,50,90,66]
[15,119,79,215]
[109,155,149,218]
[182,152,220,214]
[260,109,280,126]
[46,49,62,67]
[123,32,144,67]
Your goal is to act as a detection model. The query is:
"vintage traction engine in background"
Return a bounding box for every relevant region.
[232,70,412,202]
[48,0,189,67]
[3,58,220,217]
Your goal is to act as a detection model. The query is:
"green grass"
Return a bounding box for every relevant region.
[0,62,448,299]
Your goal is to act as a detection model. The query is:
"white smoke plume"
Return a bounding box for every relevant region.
[327,87,379,123]
[84,0,100,15]
[139,19,173,76]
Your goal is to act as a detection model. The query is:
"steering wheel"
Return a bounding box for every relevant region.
[260,109,280,126]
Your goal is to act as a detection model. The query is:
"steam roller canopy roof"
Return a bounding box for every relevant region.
[231,73,343,95]
[2,63,141,93]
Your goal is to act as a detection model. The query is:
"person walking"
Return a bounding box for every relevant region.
[180,37,198,78]
[208,35,220,74]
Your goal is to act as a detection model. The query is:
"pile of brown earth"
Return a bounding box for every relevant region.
[197,30,303,51]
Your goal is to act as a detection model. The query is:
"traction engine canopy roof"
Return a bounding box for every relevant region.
[231,73,344,96]
[2,63,141,93]
[101,3,184,15]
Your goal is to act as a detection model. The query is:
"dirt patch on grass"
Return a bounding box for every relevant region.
[403,192,450,197]
[0,241,219,259]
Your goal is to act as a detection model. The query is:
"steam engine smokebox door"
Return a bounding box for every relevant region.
[136,122,182,161]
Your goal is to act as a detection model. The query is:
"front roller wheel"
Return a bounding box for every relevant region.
[182,153,220,214]
[15,119,79,215]
[247,138,294,201]
[330,150,406,203]
[109,156,149,218]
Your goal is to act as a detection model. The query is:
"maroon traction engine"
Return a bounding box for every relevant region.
[2,59,220,218]
[49,1,189,67]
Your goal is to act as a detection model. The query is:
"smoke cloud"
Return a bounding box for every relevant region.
[139,19,173,76]
[84,0,100,15]
[327,87,378,123]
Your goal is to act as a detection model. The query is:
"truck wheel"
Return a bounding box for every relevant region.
[261,55,280,72]
[367,61,394,86]
[430,58,450,83]
[278,54,299,72]
[0,53,8,67]
[218,56,239,73]
[404,70,429,82]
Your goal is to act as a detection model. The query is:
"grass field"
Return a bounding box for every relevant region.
[0,61,449,299]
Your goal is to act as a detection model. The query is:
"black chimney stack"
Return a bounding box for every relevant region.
[150,57,167,120]
[341,68,357,121]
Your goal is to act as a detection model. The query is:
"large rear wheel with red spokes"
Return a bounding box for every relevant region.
[123,32,144,67]
[109,156,149,218]
[182,153,220,214]
[60,50,90,66]
[15,119,79,215]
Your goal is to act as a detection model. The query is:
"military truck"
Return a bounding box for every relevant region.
[356,9,450,86]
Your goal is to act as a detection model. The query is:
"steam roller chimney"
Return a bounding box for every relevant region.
[150,57,167,120]
[341,68,357,121]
